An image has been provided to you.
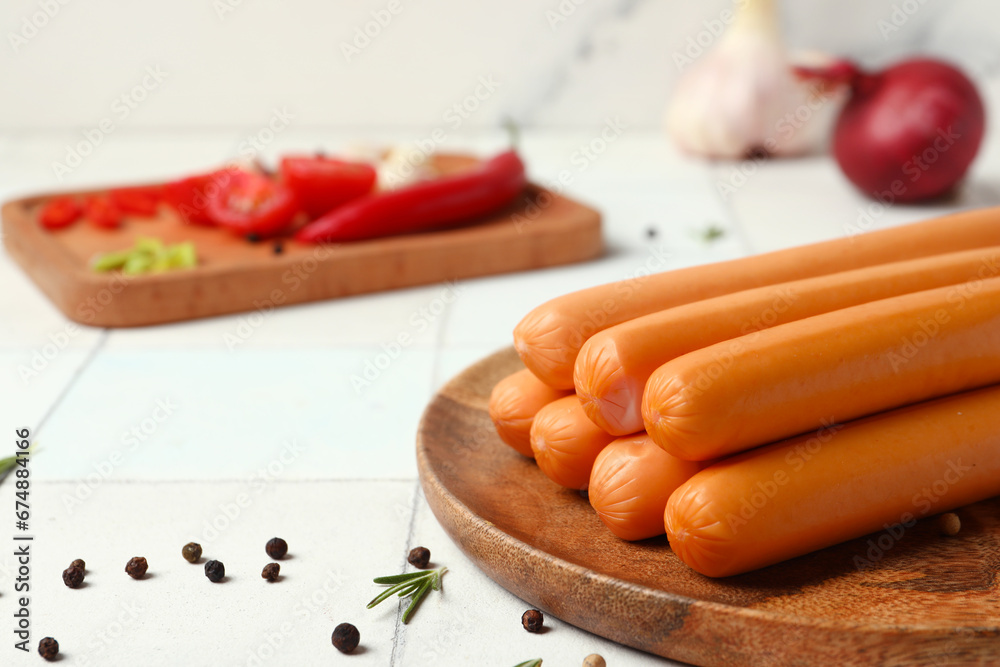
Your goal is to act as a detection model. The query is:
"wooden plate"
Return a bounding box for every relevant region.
[1,155,602,327]
[416,348,1000,666]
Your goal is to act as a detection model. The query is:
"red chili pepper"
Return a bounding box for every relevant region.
[165,169,234,225]
[207,170,298,236]
[279,155,376,218]
[109,186,162,217]
[38,196,82,230]
[83,196,124,230]
[294,150,526,243]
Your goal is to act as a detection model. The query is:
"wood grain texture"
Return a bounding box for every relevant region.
[1,155,602,327]
[417,347,1000,666]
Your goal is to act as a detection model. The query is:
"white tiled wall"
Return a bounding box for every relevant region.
[2,0,999,131]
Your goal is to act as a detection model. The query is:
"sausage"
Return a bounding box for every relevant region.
[514,207,1000,388]
[642,276,1000,461]
[665,384,1000,577]
[489,369,572,457]
[530,395,618,490]
[576,247,1000,435]
[588,434,706,541]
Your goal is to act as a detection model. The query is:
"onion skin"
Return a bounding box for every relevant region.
[833,59,985,203]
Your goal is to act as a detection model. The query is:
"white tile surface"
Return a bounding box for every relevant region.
[4,124,1000,666]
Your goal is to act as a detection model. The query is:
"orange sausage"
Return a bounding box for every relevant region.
[514,207,1000,388]
[489,369,572,457]
[643,276,1000,461]
[666,384,1000,577]
[530,395,618,490]
[588,434,706,541]
[577,247,1000,435]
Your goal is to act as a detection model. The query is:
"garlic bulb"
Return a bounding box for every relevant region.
[666,0,845,158]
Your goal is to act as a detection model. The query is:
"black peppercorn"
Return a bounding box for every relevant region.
[331,622,360,653]
[38,637,59,660]
[182,542,203,563]
[62,565,85,588]
[407,546,431,569]
[262,562,280,582]
[246,233,262,243]
[522,609,544,633]
[205,559,225,583]
[265,537,288,560]
[646,226,658,239]
[70,558,86,571]
[273,241,284,255]
[125,556,148,579]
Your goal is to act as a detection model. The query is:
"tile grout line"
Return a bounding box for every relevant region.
[705,160,757,257]
[33,329,109,438]
[388,286,456,666]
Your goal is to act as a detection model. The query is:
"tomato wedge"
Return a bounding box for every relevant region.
[165,169,234,225]
[109,186,162,217]
[38,196,82,230]
[280,155,376,218]
[207,170,298,236]
[83,196,123,230]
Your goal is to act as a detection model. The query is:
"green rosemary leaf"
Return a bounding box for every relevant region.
[367,581,411,609]
[373,570,431,585]
[513,660,543,667]
[400,579,432,625]
[431,566,448,592]
[396,581,422,597]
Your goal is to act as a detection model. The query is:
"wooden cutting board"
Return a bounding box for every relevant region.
[1,155,602,327]
[416,347,1000,667]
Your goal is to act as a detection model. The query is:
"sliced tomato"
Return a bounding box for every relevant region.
[164,169,235,225]
[38,196,82,230]
[83,196,123,230]
[279,155,376,218]
[109,186,162,217]
[207,170,298,236]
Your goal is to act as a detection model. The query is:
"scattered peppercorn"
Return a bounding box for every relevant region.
[273,240,284,255]
[70,558,86,571]
[646,226,657,239]
[38,637,59,661]
[246,233,262,243]
[62,565,85,588]
[266,537,288,560]
[205,560,226,583]
[182,542,203,563]
[408,546,431,569]
[522,609,544,633]
[125,556,148,580]
[583,654,606,667]
[262,563,280,582]
[939,512,961,536]
[331,622,360,654]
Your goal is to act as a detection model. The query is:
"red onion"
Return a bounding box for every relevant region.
[831,58,985,203]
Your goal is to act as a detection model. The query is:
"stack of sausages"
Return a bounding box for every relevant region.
[489,208,1000,577]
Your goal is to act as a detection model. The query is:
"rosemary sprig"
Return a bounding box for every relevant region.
[513,660,543,667]
[367,566,447,624]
